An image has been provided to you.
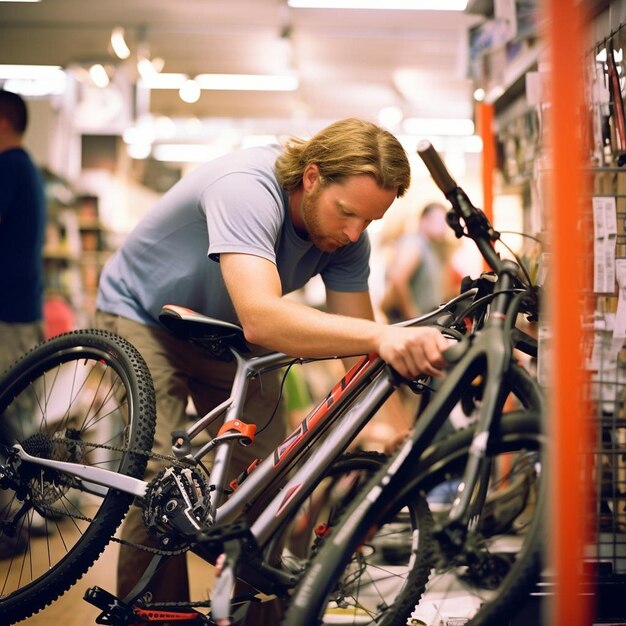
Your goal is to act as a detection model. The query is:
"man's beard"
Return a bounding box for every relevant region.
[301,188,342,252]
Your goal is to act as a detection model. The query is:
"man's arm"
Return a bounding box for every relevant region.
[324,288,418,451]
[220,252,447,379]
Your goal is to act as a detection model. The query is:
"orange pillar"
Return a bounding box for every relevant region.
[547,0,593,625]
[477,101,495,222]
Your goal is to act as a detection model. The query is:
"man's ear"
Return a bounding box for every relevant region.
[302,163,321,193]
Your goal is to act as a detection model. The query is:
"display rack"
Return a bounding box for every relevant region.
[585,167,626,622]
[42,172,111,329]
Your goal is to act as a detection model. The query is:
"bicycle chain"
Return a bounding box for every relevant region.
[29,436,197,558]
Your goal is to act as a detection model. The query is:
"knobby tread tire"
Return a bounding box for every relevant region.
[0,329,156,625]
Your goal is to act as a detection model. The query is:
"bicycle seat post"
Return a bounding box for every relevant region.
[201,350,253,516]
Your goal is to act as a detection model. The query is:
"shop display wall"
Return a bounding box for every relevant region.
[42,171,111,331]
[583,4,626,619]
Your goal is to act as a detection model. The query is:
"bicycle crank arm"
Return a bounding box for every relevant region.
[13,444,147,498]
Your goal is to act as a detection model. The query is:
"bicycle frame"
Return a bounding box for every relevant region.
[12,288,477,561]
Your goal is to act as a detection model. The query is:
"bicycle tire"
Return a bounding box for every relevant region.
[270,451,435,626]
[225,451,435,626]
[282,410,545,626]
[0,329,156,624]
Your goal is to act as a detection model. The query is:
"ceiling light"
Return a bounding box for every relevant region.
[0,64,63,79]
[287,0,467,9]
[179,79,201,103]
[127,142,152,160]
[473,87,486,102]
[111,27,131,60]
[378,105,403,129]
[138,56,166,81]
[139,72,299,92]
[194,73,298,91]
[0,0,41,2]
[0,65,66,96]
[403,117,474,136]
[89,64,110,88]
[150,57,165,73]
[153,144,231,163]
[139,72,187,89]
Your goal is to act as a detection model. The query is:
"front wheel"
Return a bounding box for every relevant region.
[0,329,156,624]
[275,451,435,626]
[282,411,545,626]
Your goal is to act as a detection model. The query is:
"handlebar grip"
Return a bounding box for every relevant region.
[417,140,457,195]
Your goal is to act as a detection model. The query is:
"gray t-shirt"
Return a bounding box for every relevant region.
[97,145,371,327]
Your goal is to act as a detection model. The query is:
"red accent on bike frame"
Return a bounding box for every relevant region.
[273,354,378,466]
[229,458,261,492]
[275,483,303,517]
[217,419,257,441]
[133,607,203,622]
[314,523,331,537]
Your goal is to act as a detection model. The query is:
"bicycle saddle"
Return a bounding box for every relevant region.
[159,304,250,359]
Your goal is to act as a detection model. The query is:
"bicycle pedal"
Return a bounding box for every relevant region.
[84,586,143,624]
[85,586,208,624]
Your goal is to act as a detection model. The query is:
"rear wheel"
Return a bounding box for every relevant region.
[0,330,156,624]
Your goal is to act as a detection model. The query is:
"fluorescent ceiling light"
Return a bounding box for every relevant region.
[139,73,187,89]
[0,64,63,79]
[0,0,41,3]
[403,117,474,136]
[287,0,467,9]
[195,73,298,91]
[3,77,66,96]
[0,65,66,96]
[140,72,298,92]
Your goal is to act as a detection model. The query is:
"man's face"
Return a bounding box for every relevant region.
[301,173,397,253]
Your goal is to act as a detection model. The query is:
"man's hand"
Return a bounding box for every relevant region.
[377,326,448,379]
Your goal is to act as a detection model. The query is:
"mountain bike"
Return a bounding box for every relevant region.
[280,140,546,626]
[0,283,481,624]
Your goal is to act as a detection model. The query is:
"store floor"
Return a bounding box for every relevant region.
[6,532,528,626]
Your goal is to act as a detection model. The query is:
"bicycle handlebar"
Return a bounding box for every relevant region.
[417,140,504,274]
[417,140,457,195]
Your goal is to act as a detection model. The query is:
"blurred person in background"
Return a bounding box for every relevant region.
[0,89,47,378]
[0,88,47,556]
[381,201,456,323]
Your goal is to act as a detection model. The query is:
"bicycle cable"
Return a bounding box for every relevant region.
[495,230,542,288]
[255,360,296,436]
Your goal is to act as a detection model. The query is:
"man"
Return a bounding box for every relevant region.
[0,89,47,378]
[381,201,451,323]
[0,89,47,558]
[96,117,447,606]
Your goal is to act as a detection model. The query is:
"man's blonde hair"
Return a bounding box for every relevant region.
[275,118,411,197]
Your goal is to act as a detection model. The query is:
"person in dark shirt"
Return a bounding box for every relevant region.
[0,89,47,438]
